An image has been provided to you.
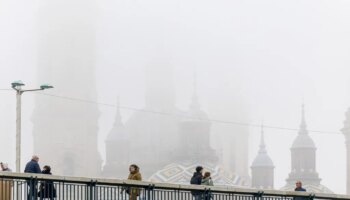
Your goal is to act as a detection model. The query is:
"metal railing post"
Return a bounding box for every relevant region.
[146,184,155,200]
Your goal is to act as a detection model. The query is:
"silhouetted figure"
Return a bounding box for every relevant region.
[38,166,56,200]
[190,166,204,200]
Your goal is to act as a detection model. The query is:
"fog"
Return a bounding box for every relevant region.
[1,0,350,195]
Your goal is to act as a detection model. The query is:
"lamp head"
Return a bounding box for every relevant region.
[11,80,25,88]
[40,84,54,90]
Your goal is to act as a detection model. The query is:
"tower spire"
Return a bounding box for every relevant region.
[114,96,122,126]
[299,103,308,134]
[190,68,200,111]
[251,123,274,189]
[259,125,267,154]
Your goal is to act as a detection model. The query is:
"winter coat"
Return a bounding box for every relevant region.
[127,171,142,200]
[294,187,307,200]
[201,177,214,186]
[190,172,203,196]
[24,160,41,174]
[38,171,56,199]
[190,172,203,185]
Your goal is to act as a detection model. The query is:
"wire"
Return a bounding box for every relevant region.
[35,92,342,135]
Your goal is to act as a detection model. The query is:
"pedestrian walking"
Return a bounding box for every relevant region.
[122,164,142,200]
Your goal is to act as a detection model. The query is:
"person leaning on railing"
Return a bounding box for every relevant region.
[0,162,13,200]
[38,165,57,200]
[24,155,42,199]
[190,166,204,200]
[294,181,307,200]
[122,164,142,200]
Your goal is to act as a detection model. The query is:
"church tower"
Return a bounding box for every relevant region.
[103,98,130,179]
[251,125,274,189]
[286,104,321,185]
[282,105,332,193]
[125,63,183,178]
[177,74,217,162]
[341,108,350,194]
[32,0,101,177]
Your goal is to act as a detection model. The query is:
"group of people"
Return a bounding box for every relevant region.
[190,166,214,200]
[1,159,309,200]
[24,155,56,200]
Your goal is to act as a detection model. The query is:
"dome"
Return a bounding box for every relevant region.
[291,134,316,149]
[252,154,274,167]
[149,162,250,187]
[106,123,128,141]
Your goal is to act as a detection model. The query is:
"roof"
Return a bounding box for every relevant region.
[291,134,316,149]
[149,162,250,187]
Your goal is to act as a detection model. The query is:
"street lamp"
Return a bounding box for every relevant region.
[11,80,54,173]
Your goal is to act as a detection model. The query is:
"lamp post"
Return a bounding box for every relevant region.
[11,81,53,172]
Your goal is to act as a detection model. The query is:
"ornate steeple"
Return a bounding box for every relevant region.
[103,97,130,178]
[291,104,316,149]
[106,97,128,141]
[286,104,321,187]
[251,125,274,189]
[177,71,216,162]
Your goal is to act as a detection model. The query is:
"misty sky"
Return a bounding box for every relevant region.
[1,0,350,194]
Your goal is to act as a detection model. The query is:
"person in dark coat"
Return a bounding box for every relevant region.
[24,155,41,199]
[24,155,41,174]
[294,181,307,200]
[190,166,203,200]
[38,166,56,200]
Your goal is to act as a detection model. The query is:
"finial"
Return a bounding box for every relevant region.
[259,123,267,154]
[299,103,308,134]
[115,95,122,125]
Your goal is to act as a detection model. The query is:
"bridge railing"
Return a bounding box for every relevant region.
[0,172,349,200]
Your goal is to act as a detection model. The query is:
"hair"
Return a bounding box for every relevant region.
[32,155,39,161]
[1,163,8,169]
[195,166,203,173]
[129,164,139,171]
[204,172,211,178]
[43,165,51,172]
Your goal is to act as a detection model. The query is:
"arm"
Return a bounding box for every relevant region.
[35,163,41,173]
[136,174,142,181]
